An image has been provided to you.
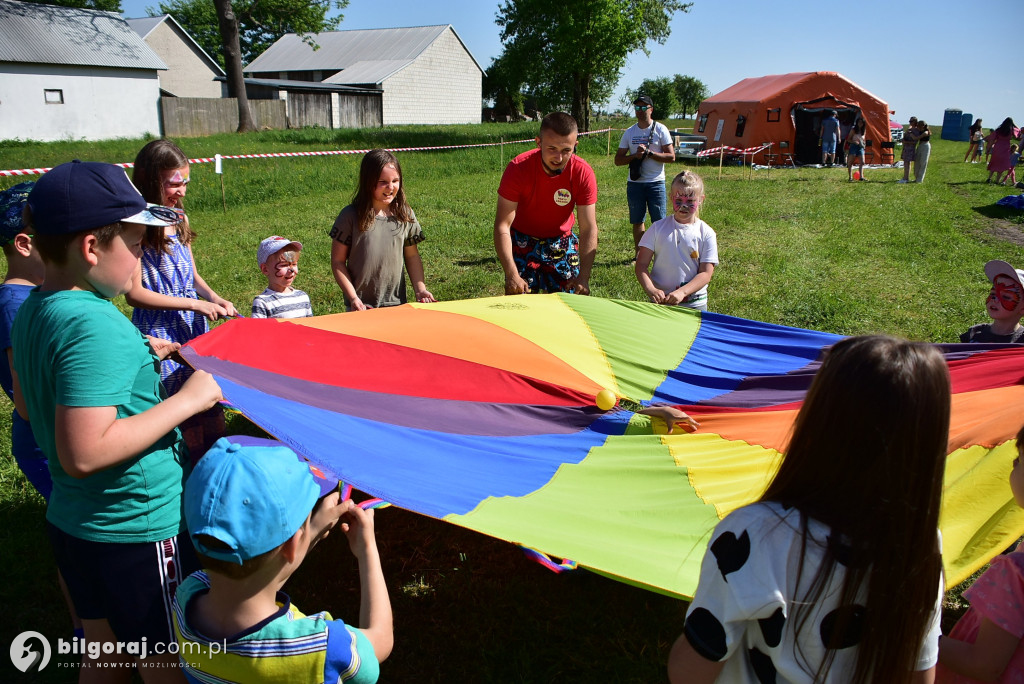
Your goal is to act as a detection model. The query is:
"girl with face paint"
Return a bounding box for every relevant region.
[634,170,719,311]
[126,139,238,462]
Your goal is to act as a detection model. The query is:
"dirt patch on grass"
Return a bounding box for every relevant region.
[982,217,1024,246]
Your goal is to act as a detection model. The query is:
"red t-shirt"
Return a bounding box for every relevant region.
[497,148,598,239]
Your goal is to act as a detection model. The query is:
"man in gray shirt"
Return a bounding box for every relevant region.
[820,109,841,166]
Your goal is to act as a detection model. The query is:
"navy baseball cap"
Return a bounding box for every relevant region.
[27,160,180,236]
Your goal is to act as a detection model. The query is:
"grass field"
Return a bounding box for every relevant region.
[1,120,1022,682]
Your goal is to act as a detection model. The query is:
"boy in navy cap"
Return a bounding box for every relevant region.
[960,260,1024,343]
[174,438,392,683]
[12,160,224,679]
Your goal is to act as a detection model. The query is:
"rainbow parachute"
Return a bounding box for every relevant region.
[181,294,1024,598]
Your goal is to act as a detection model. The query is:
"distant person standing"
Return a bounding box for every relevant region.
[494,112,598,295]
[965,118,983,162]
[819,109,841,166]
[846,120,867,181]
[914,120,932,183]
[998,144,1020,186]
[985,117,1021,183]
[614,95,675,249]
[898,116,921,183]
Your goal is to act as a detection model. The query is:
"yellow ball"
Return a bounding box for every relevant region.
[595,389,617,411]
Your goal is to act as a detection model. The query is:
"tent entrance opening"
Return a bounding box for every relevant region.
[794,106,859,165]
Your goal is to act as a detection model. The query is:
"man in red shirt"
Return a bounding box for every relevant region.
[493,112,598,295]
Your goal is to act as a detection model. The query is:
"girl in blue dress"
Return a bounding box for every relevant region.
[127,139,237,460]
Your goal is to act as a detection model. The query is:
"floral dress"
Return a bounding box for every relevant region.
[131,233,205,395]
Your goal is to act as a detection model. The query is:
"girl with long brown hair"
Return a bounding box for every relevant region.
[329,149,435,310]
[668,335,949,684]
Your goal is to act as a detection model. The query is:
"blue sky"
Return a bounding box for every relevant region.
[123,0,1022,127]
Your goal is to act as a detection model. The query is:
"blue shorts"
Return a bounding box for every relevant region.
[48,523,199,647]
[626,180,667,224]
[821,137,837,154]
[848,143,864,160]
[511,228,580,293]
[12,410,51,500]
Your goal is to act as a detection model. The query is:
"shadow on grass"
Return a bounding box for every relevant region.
[972,203,1024,222]
[295,505,685,683]
[0,487,69,683]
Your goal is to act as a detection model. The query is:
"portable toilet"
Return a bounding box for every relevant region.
[960,112,975,141]
[942,108,965,141]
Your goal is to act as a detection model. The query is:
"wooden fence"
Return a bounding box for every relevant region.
[287,92,382,130]
[160,98,287,137]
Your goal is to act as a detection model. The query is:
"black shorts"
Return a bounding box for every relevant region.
[47,522,199,648]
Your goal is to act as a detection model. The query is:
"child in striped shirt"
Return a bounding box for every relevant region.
[252,236,313,319]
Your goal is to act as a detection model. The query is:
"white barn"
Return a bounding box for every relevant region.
[0,0,165,142]
[127,14,225,99]
[244,25,482,126]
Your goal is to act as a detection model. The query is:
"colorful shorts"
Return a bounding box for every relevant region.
[511,228,580,293]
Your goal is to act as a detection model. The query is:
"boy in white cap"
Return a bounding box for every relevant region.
[252,235,313,319]
[12,160,224,677]
[960,260,1024,343]
[174,438,392,683]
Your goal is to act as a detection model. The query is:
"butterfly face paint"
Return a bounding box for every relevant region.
[988,274,1023,312]
[671,191,702,223]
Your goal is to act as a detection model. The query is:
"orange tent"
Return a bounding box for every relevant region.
[694,71,893,165]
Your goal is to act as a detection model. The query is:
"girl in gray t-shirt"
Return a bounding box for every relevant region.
[329,149,436,310]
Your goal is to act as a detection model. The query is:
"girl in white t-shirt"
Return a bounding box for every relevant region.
[666,335,948,684]
[635,170,718,311]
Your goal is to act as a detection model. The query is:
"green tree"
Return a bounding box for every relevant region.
[20,0,122,10]
[672,74,708,118]
[626,77,679,120]
[495,0,691,132]
[483,53,525,121]
[155,0,347,67]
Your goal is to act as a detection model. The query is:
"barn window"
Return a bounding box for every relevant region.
[767,108,781,122]
[698,114,708,133]
[735,115,747,137]
[44,89,64,105]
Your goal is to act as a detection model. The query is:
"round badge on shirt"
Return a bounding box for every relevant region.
[554,189,571,206]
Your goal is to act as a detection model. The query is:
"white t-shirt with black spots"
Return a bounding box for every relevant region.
[683,501,942,682]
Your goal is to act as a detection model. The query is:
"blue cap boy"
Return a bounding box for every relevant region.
[185,439,321,564]
[174,438,394,682]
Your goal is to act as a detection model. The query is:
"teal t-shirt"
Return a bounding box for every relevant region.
[11,289,188,542]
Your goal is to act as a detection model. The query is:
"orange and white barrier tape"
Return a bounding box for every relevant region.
[696,143,771,158]
[0,128,614,178]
